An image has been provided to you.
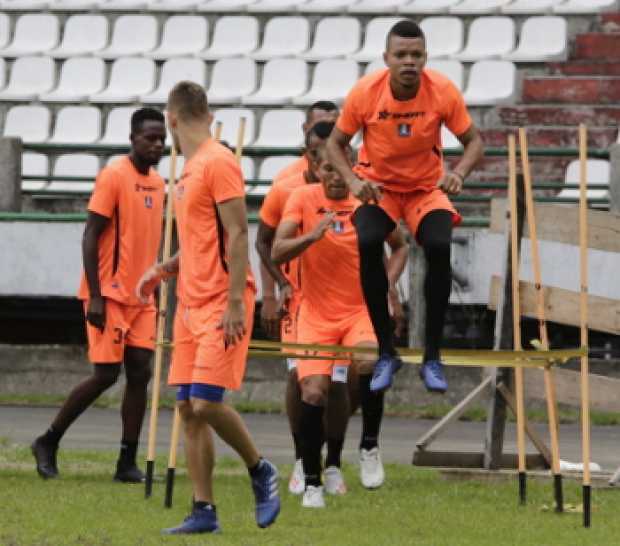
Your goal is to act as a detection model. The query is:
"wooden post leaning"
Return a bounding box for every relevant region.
[518,128,563,513]
[145,144,178,498]
[508,135,527,504]
[578,124,592,528]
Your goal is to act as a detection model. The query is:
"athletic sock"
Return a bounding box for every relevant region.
[325,436,344,468]
[40,426,63,446]
[300,401,324,488]
[248,458,264,478]
[118,440,138,468]
[358,373,384,451]
[193,500,216,513]
[292,432,303,460]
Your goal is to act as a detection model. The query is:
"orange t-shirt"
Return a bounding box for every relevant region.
[337,68,472,192]
[77,156,165,306]
[175,138,254,307]
[273,156,307,187]
[259,170,307,291]
[281,184,364,321]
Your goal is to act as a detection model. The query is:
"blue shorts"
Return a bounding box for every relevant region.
[176,383,225,403]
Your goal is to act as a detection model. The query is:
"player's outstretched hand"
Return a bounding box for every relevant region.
[277,283,293,317]
[349,177,382,203]
[136,264,163,304]
[309,211,336,242]
[86,295,106,332]
[438,171,464,195]
[261,295,280,340]
[388,289,405,338]
[219,299,247,348]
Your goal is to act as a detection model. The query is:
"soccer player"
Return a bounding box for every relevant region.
[326,19,484,394]
[136,81,280,535]
[272,146,408,507]
[31,108,167,482]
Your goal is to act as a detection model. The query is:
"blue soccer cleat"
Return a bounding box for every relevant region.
[251,459,281,528]
[369,354,403,392]
[420,360,448,393]
[162,505,220,535]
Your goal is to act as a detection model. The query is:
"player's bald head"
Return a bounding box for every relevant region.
[167,81,210,122]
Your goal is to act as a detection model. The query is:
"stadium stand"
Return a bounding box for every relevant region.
[199,15,258,59]
[350,17,401,61]
[0,13,58,56]
[249,16,309,60]
[48,106,100,144]
[94,14,157,58]
[463,60,517,105]
[48,15,108,59]
[141,57,206,104]
[242,58,307,104]
[253,109,305,148]
[3,105,50,142]
[212,107,256,146]
[350,0,410,13]
[48,153,98,193]
[21,152,48,191]
[301,17,360,61]
[558,158,611,200]
[292,58,359,105]
[0,56,54,100]
[453,16,515,61]
[40,57,105,102]
[503,16,567,61]
[205,57,255,104]
[146,15,208,59]
[419,16,464,57]
[89,57,156,103]
[98,107,133,145]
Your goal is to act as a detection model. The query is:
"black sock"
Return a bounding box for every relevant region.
[353,204,397,357]
[193,500,216,513]
[292,432,303,460]
[325,436,344,468]
[300,401,324,488]
[248,458,263,478]
[40,426,62,446]
[359,373,384,451]
[118,440,138,467]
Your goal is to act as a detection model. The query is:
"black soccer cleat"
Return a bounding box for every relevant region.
[114,463,145,483]
[31,437,59,479]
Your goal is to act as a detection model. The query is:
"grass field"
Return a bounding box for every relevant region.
[1,441,619,546]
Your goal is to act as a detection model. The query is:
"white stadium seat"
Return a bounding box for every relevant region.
[462,60,516,105]
[207,58,256,105]
[95,15,157,59]
[554,0,619,13]
[442,125,462,150]
[453,16,515,61]
[148,0,201,10]
[350,17,401,62]
[504,16,567,61]
[502,0,565,13]
[146,16,208,60]
[141,58,206,104]
[420,17,464,58]
[450,0,512,13]
[22,152,50,192]
[0,0,48,10]
[299,0,357,12]
[212,108,256,147]
[350,0,409,12]
[301,17,361,61]
[558,159,610,200]
[365,59,385,74]
[40,57,105,103]
[199,16,259,60]
[90,57,156,103]
[253,109,305,148]
[241,156,255,180]
[0,14,59,57]
[242,58,307,105]
[398,0,461,13]
[98,0,153,10]
[259,155,299,180]
[426,59,464,90]
[99,107,134,145]
[0,56,55,101]
[250,16,309,61]
[49,154,99,194]
[49,106,101,144]
[49,0,99,9]
[293,59,359,105]
[0,14,10,49]
[0,58,6,90]
[4,105,50,142]
[248,0,306,10]
[198,0,257,11]
[48,15,108,59]
[158,154,186,181]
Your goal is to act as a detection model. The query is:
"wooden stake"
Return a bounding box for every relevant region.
[578,123,591,528]
[214,121,223,141]
[145,144,177,498]
[235,117,246,163]
[518,127,563,513]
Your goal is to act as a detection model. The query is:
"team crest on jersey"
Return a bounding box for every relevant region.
[332,220,345,234]
[398,123,412,137]
[144,195,153,209]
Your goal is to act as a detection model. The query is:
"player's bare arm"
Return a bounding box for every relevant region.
[326,127,382,203]
[135,252,179,304]
[386,227,409,337]
[82,211,111,332]
[271,213,335,265]
[438,125,484,195]
[216,196,250,346]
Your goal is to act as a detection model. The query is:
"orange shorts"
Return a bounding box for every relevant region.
[280,291,301,372]
[377,187,461,237]
[168,286,255,390]
[83,299,156,364]
[295,300,376,382]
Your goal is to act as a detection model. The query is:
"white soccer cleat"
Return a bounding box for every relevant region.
[323,466,347,496]
[302,485,326,508]
[359,447,385,489]
[288,458,305,495]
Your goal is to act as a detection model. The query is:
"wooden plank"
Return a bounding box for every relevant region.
[524,368,620,413]
[490,198,620,253]
[412,450,547,470]
[489,276,620,335]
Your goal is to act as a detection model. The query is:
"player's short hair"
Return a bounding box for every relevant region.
[386,19,425,49]
[306,100,338,122]
[131,107,165,134]
[167,81,209,122]
[305,120,335,147]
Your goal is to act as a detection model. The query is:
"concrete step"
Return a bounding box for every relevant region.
[497,105,620,127]
[547,61,620,76]
[480,126,616,149]
[523,76,620,104]
[601,13,620,33]
[574,33,620,60]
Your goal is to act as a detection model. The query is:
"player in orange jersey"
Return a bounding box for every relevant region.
[136,82,279,535]
[31,108,167,483]
[327,19,484,394]
[272,145,408,507]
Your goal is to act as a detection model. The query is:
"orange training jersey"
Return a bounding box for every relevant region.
[175,138,254,307]
[78,156,165,306]
[259,170,306,291]
[337,68,472,192]
[281,184,364,320]
[273,156,308,187]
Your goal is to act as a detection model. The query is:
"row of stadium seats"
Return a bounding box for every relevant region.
[0,56,517,105]
[0,0,615,14]
[0,14,568,61]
